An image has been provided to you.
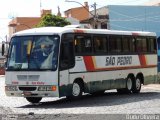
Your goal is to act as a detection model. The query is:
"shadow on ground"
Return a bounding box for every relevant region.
[17,91,160,109]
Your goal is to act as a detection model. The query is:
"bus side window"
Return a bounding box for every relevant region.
[136,37,147,53]
[109,35,122,53]
[148,37,157,53]
[93,36,108,54]
[122,36,130,53]
[75,35,92,55]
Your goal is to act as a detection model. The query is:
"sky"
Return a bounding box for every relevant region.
[0,0,152,42]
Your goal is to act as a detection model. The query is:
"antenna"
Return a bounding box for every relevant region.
[8,12,17,19]
[40,0,42,11]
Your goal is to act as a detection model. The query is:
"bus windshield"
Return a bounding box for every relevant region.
[7,35,59,71]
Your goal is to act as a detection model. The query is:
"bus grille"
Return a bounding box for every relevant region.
[19,87,37,91]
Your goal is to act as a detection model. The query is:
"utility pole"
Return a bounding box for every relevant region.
[91,2,97,28]
[40,0,42,16]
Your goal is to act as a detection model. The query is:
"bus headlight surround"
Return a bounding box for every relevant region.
[38,86,56,91]
[5,86,18,91]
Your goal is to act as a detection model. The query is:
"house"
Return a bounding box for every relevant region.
[64,2,89,21]
[8,9,81,37]
[144,0,160,6]
[8,9,52,37]
[80,6,109,29]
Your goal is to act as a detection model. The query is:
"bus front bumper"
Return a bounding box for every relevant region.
[5,85,59,97]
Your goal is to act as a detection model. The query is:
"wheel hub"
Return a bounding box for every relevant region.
[72,83,80,96]
[136,78,141,90]
[127,78,132,90]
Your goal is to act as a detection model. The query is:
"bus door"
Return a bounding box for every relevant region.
[59,39,75,97]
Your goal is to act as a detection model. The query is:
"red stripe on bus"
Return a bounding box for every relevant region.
[74,29,85,33]
[132,33,139,36]
[83,56,95,71]
[139,55,147,66]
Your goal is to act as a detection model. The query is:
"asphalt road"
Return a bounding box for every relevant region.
[0,76,160,120]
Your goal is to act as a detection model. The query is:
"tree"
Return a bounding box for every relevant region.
[36,14,70,27]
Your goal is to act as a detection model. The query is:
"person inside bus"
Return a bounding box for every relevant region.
[30,44,51,69]
[40,42,58,69]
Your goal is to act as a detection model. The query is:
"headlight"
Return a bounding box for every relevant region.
[5,86,18,91]
[38,86,56,91]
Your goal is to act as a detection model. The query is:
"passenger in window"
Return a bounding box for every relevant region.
[85,39,91,47]
[85,39,92,52]
[41,42,58,69]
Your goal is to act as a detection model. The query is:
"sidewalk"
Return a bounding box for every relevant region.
[143,84,160,90]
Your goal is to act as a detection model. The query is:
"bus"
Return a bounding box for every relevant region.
[3,27,157,103]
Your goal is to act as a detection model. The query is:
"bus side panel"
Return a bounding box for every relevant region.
[59,54,157,96]
[69,54,157,94]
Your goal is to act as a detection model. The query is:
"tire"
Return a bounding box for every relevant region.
[117,76,134,94]
[124,76,134,93]
[26,97,42,103]
[68,81,83,99]
[132,76,141,93]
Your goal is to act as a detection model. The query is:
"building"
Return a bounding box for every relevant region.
[8,9,52,37]
[144,0,160,6]
[64,2,89,21]
[80,6,109,29]
[107,5,160,36]
[8,9,81,37]
[8,2,92,37]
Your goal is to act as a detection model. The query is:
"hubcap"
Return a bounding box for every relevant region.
[136,78,141,90]
[127,78,132,90]
[72,83,80,97]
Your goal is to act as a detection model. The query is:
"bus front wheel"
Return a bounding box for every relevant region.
[68,81,83,99]
[26,97,42,103]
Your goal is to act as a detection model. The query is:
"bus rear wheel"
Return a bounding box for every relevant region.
[132,76,141,93]
[26,97,42,103]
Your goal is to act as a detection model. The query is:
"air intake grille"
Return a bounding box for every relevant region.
[19,87,37,91]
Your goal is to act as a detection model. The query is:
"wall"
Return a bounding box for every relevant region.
[108,5,160,36]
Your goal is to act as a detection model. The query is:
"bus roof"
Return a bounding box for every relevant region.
[12,26,156,37]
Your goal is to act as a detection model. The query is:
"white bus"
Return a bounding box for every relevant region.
[4,27,157,103]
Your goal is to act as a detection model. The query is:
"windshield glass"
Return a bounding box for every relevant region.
[7,35,59,71]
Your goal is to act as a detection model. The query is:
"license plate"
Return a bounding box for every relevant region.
[23,91,32,96]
